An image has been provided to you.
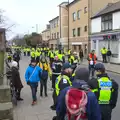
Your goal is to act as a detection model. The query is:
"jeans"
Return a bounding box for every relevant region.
[89,64,95,77]
[40,79,47,96]
[30,83,38,101]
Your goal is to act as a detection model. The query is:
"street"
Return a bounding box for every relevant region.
[13,57,120,120]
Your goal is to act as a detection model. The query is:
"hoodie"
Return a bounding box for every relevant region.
[25,64,42,83]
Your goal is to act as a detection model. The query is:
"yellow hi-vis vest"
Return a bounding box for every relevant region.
[92,77,113,104]
[58,54,63,61]
[100,48,108,54]
[35,51,40,57]
[31,51,35,57]
[55,75,72,96]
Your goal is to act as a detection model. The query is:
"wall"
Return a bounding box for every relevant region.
[113,11,120,29]
[91,17,101,33]
[42,30,50,41]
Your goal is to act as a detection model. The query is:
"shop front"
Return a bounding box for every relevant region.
[91,32,120,63]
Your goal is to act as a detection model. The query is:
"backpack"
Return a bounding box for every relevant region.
[65,87,88,120]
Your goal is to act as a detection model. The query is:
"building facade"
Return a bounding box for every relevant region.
[91,1,120,63]
[49,16,59,49]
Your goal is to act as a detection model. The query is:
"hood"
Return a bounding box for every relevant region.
[74,67,89,82]
[72,79,90,90]
[29,64,36,68]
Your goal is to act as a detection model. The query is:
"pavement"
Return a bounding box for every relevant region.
[81,59,120,74]
[13,57,55,120]
[13,56,120,120]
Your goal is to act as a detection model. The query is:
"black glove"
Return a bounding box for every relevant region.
[27,81,30,85]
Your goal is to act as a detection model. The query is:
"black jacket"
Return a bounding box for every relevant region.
[11,67,23,89]
[88,73,119,109]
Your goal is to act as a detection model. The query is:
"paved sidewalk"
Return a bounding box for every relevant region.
[81,60,120,74]
[13,57,55,120]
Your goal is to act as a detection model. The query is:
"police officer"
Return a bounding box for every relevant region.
[51,56,63,89]
[35,48,41,63]
[88,63,119,120]
[100,47,108,63]
[31,48,35,61]
[50,62,72,110]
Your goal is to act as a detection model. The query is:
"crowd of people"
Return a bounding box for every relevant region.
[6,46,119,120]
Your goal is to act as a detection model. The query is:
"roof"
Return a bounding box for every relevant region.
[58,2,68,6]
[49,16,59,23]
[92,1,120,19]
[67,0,80,7]
[42,29,50,33]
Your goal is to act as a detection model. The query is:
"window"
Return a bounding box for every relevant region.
[74,45,76,50]
[84,7,87,13]
[77,10,81,19]
[73,12,76,21]
[77,27,81,36]
[57,32,59,38]
[54,33,56,39]
[84,26,87,32]
[72,29,76,37]
[52,34,53,39]
[101,14,112,31]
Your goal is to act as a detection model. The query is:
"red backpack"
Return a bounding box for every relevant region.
[65,88,88,120]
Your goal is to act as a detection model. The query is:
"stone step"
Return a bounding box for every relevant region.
[0,102,13,120]
[0,85,11,103]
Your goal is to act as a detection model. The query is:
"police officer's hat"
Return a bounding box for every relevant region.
[94,63,105,71]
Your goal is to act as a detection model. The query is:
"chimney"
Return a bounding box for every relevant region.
[46,24,50,29]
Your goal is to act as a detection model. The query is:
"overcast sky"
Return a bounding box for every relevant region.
[0,0,73,40]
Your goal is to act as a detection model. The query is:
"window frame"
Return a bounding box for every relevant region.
[73,28,76,37]
[84,7,87,13]
[84,26,87,32]
[77,10,81,20]
[101,14,112,31]
[77,27,81,36]
[73,12,76,21]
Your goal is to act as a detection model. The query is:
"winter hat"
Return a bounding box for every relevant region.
[31,59,36,63]
[62,62,71,70]
[75,67,89,82]
[11,61,18,67]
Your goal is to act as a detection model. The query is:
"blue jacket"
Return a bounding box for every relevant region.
[25,65,42,83]
[56,80,101,120]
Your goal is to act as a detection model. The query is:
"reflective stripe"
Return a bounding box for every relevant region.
[92,89,98,92]
[55,75,72,96]
[52,72,61,75]
[98,77,112,104]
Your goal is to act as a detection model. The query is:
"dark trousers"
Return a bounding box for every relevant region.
[52,90,57,107]
[31,57,35,61]
[15,88,21,99]
[50,58,54,68]
[8,58,12,62]
[101,105,112,120]
[102,54,107,63]
[89,64,95,77]
[40,79,47,96]
[24,52,26,56]
[36,57,40,64]
[52,74,59,89]
[27,52,30,56]
[30,85,38,101]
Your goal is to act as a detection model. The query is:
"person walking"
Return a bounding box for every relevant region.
[88,63,119,120]
[38,57,51,97]
[25,59,42,105]
[79,49,84,62]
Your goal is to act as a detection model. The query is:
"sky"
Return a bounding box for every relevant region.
[0,0,73,40]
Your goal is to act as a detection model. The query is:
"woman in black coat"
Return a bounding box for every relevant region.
[11,61,23,101]
[79,49,84,62]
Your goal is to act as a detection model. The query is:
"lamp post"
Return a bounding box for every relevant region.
[68,0,70,50]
